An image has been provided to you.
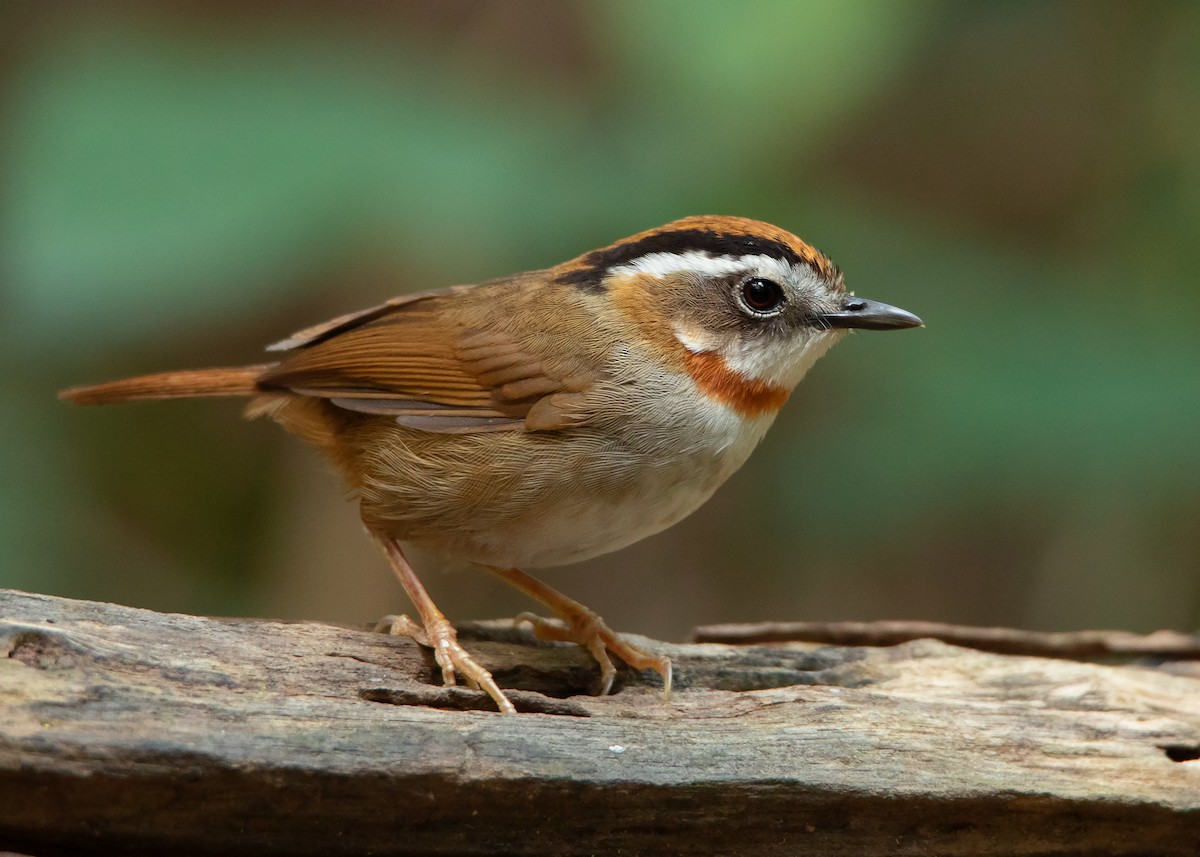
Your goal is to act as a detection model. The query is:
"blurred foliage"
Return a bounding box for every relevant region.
[1,1,1197,637]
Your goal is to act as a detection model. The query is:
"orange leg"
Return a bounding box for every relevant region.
[484,565,672,699]
[372,534,515,714]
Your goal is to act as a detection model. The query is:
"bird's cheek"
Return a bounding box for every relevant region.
[671,321,724,355]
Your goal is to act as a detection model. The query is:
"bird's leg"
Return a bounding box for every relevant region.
[484,565,672,700]
[371,533,516,714]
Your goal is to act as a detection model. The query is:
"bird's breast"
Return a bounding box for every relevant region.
[458,386,776,567]
[351,360,779,569]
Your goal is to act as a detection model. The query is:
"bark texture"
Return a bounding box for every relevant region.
[1,588,1197,856]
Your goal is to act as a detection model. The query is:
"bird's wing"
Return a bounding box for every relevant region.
[258,290,594,434]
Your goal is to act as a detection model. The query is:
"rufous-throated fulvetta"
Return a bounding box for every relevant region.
[62,215,922,713]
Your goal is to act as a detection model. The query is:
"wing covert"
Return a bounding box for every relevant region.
[259,293,592,434]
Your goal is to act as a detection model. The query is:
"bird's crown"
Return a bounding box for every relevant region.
[553,215,839,291]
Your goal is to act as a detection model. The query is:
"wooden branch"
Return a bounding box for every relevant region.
[692,619,1200,659]
[1,588,1198,856]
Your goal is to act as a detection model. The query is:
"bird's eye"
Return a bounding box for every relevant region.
[737,277,786,316]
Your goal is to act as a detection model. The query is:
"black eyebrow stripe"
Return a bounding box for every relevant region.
[556,228,808,291]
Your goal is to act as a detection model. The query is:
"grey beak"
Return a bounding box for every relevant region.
[818,296,923,331]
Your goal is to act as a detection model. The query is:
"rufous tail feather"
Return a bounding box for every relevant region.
[59,365,273,405]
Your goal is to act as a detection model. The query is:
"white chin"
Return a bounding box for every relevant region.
[725,329,844,390]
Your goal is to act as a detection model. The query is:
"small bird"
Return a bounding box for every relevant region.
[61,215,921,713]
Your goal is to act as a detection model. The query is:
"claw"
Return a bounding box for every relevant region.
[514,606,670,698]
[371,535,518,714]
[376,614,429,645]
[378,612,515,713]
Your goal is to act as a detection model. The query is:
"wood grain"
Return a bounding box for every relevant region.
[1,588,1197,856]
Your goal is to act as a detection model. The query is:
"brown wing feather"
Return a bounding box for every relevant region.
[265,288,461,351]
[259,288,588,434]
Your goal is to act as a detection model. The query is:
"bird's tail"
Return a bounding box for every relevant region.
[59,365,272,405]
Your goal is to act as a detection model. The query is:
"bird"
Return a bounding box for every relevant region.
[60,215,922,713]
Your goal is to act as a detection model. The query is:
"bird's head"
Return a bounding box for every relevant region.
[554,215,922,417]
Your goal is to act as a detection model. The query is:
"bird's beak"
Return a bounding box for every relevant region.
[818,296,923,331]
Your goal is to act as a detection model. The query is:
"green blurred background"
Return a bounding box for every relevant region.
[2,1,1197,641]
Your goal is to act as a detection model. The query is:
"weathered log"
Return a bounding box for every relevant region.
[1,588,1197,856]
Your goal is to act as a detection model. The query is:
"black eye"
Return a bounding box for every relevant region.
[738,277,786,316]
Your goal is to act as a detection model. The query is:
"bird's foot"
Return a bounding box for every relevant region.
[515,609,672,699]
[376,613,516,714]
